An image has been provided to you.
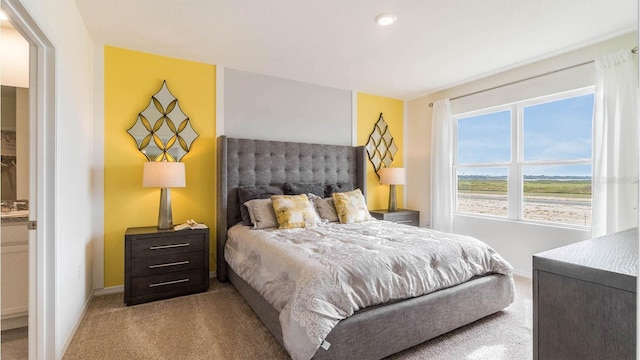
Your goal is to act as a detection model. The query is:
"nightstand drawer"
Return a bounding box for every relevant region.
[369,209,420,227]
[130,251,205,277]
[130,269,206,297]
[125,226,209,306]
[384,212,416,223]
[130,234,204,258]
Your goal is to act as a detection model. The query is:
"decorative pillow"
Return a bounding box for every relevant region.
[271,194,318,229]
[324,182,354,198]
[283,182,325,198]
[305,193,325,224]
[310,195,339,222]
[237,186,283,226]
[332,188,371,224]
[244,199,278,229]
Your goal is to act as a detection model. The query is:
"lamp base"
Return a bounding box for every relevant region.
[157,188,174,230]
[388,184,398,212]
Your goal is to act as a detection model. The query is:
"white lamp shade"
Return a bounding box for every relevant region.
[379,167,406,185]
[143,161,186,188]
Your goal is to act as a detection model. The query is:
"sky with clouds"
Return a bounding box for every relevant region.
[457,93,594,177]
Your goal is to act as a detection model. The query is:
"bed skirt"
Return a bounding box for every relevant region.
[228,268,513,359]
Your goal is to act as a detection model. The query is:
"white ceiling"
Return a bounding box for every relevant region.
[75,0,637,100]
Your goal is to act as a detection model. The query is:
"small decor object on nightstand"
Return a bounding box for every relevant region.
[370,209,419,227]
[124,226,210,306]
[143,161,186,230]
[378,167,406,212]
[175,219,208,231]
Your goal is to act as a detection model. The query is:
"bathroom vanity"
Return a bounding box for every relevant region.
[1,212,29,330]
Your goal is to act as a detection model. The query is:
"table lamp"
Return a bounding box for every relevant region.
[143,161,186,229]
[379,167,405,212]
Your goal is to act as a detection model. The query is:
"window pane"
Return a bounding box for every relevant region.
[457,167,508,217]
[523,94,594,161]
[457,110,511,164]
[523,165,591,226]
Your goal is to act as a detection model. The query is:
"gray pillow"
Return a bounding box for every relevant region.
[283,182,325,198]
[324,182,354,198]
[237,185,283,226]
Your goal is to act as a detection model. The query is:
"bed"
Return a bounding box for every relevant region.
[216,136,514,360]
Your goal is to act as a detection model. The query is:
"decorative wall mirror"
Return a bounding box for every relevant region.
[366,113,398,177]
[127,80,199,162]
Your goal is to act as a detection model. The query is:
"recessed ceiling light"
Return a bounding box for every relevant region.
[375,13,397,26]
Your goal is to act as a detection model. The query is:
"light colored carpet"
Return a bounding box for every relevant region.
[63,276,532,360]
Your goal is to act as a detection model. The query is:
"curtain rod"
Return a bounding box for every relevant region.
[428,46,639,108]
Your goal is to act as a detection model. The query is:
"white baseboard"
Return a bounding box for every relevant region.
[60,288,96,359]
[93,285,124,296]
[513,269,532,279]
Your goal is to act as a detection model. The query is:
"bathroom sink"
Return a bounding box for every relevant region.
[1,210,29,219]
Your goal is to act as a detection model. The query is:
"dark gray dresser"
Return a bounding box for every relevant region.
[533,227,638,360]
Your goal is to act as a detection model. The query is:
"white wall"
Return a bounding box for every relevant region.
[17,0,95,358]
[1,25,29,88]
[406,32,638,276]
[224,68,353,145]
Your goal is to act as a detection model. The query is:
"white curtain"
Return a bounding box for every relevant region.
[591,50,639,237]
[430,99,454,233]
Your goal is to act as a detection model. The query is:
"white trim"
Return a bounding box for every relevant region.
[402,100,408,207]
[3,1,56,359]
[59,290,94,358]
[92,44,105,290]
[512,270,532,279]
[351,91,357,146]
[216,66,225,136]
[93,285,124,296]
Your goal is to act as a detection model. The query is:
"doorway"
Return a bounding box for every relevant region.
[1,0,56,359]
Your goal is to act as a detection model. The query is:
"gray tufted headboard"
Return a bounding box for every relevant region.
[216,136,367,281]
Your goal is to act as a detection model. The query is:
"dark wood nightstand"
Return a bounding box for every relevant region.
[369,209,420,227]
[124,226,210,306]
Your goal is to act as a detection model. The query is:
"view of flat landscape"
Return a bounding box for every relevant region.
[457,176,592,226]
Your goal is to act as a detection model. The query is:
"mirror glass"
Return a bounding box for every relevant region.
[127,81,199,162]
[366,113,398,177]
[1,85,29,203]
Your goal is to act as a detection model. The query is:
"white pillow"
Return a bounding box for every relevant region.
[244,198,278,229]
[313,196,339,222]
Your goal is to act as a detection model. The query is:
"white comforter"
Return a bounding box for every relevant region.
[225,220,513,360]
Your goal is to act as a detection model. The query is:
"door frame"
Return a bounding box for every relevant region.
[3,0,56,359]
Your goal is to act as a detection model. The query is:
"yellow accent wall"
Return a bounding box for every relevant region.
[357,93,404,210]
[104,46,216,287]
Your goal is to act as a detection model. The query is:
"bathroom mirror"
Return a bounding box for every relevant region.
[1,85,29,202]
[127,80,199,162]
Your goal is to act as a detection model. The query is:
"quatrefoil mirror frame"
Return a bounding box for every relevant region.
[127,80,199,162]
[365,113,398,178]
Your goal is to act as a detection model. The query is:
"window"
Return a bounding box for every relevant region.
[454,88,594,227]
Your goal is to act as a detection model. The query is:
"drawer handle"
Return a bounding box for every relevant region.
[149,278,190,287]
[149,243,190,250]
[149,260,190,269]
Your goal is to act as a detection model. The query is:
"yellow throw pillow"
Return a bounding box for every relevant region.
[332,189,371,224]
[271,194,318,229]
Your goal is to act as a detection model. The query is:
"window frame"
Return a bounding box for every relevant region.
[453,86,595,228]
